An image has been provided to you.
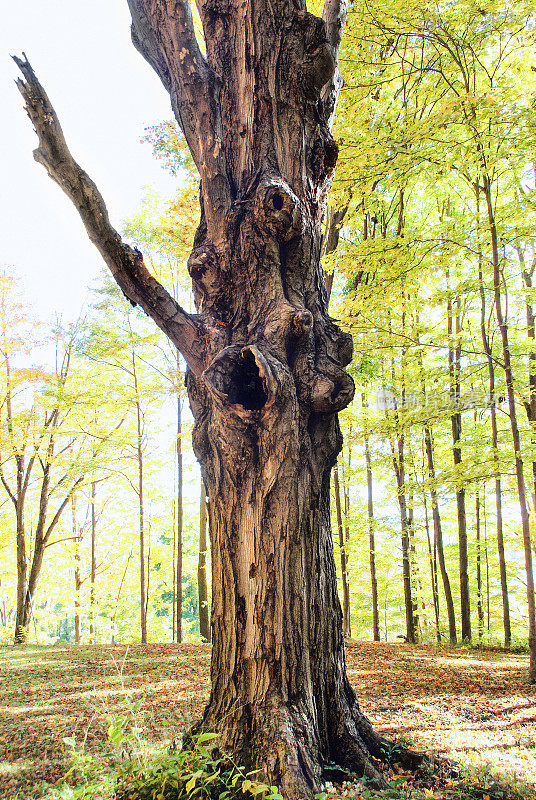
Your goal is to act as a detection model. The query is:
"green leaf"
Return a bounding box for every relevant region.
[196,732,219,743]
[62,736,77,748]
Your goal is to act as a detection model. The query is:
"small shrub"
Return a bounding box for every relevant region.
[114,733,283,800]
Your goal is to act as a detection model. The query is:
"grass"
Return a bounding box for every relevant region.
[0,641,534,799]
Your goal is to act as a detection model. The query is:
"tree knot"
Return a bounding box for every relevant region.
[291,308,314,338]
[295,11,336,99]
[188,245,232,320]
[254,178,304,242]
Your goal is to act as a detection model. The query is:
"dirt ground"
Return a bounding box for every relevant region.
[0,641,534,799]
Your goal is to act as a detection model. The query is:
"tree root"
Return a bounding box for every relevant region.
[187,696,433,799]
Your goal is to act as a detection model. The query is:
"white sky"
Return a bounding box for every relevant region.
[1,0,177,322]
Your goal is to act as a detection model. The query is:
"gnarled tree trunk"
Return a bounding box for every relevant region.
[15,0,424,790]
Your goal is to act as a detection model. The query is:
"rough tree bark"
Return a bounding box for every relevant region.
[15,0,424,789]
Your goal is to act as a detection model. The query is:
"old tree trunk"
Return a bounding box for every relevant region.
[15,0,423,794]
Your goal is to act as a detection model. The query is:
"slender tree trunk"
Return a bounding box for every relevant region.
[14,507,28,644]
[423,426,457,644]
[387,334,416,645]
[113,549,132,645]
[407,474,425,637]
[417,327,456,643]
[333,463,351,637]
[6,347,30,644]
[477,189,511,648]
[342,434,353,633]
[422,487,441,641]
[484,493,491,632]
[133,354,147,645]
[89,481,97,644]
[447,282,471,641]
[73,497,82,645]
[391,433,416,644]
[475,489,484,642]
[172,492,176,640]
[485,178,536,679]
[176,360,183,644]
[516,247,536,563]
[198,481,210,642]
[362,394,379,642]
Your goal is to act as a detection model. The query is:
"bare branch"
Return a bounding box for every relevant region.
[0,472,16,506]
[44,475,85,544]
[323,202,349,302]
[14,55,206,375]
[322,0,349,127]
[44,535,79,550]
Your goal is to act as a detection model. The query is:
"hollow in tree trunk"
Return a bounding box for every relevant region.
[15,0,427,788]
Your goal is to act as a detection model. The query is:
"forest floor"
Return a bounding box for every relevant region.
[0,641,534,799]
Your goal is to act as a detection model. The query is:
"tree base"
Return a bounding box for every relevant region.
[191,694,426,799]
